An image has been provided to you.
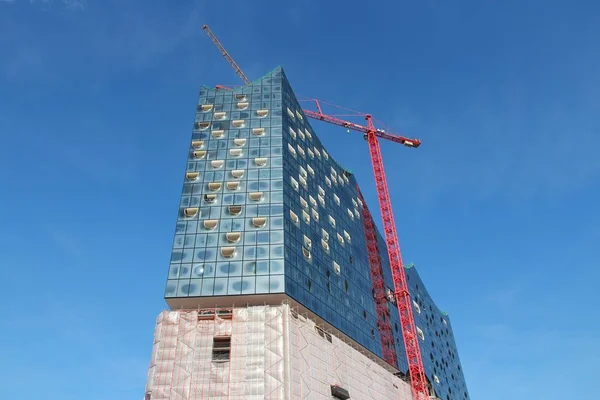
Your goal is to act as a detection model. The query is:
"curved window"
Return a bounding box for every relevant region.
[235,94,247,101]
[333,261,341,275]
[299,176,307,187]
[203,220,218,230]
[252,217,267,228]
[211,130,225,138]
[321,239,329,251]
[221,247,236,258]
[204,194,216,203]
[252,127,265,136]
[344,230,351,242]
[208,182,222,191]
[249,192,263,201]
[232,120,245,128]
[226,181,240,191]
[311,209,319,221]
[302,247,311,259]
[196,122,209,130]
[254,157,268,167]
[184,207,198,217]
[302,210,310,224]
[226,232,241,243]
[192,150,206,159]
[229,148,243,157]
[303,235,312,249]
[288,127,297,139]
[290,210,299,223]
[186,172,199,181]
[237,102,249,110]
[201,104,213,112]
[290,177,299,190]
[233,138,246,147]
[214,112,226,120]
[413,300,421,314]
[191,140,204,149]
[300,197,308,209]
[211,160,224,169]
[256,109,269,117]
[231,170,244,179]
[228,205,242,215]
[287,144,296,156]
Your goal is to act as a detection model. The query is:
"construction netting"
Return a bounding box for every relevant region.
[144,304,412,400]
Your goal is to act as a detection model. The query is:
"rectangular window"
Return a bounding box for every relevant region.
[212,336,231,362]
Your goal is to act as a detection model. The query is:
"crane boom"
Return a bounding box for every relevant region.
[202,25,250,85]
[303,100,421,147]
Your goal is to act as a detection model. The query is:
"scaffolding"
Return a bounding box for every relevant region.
[145,304,412,400]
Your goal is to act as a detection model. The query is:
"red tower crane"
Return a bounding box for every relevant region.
[202,25,429,400]
[304,101,428,400]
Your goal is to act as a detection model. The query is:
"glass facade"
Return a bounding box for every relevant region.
[164,66,469,400]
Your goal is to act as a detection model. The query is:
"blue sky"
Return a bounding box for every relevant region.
[1,0,598,398]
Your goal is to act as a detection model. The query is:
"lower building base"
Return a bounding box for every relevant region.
[144,304,413,400]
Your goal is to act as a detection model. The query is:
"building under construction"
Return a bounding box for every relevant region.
[143,30,469,400]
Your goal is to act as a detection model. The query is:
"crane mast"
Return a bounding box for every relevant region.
[201,24,429,400]
[363,116,429,400]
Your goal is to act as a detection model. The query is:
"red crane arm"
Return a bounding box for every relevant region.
[302,101,421,148]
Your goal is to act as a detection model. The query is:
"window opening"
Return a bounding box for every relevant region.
[212,336,231,363]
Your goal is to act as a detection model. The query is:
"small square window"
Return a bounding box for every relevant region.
[212,336,231,362]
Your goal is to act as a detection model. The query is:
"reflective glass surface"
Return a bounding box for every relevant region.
[164,67,469,400]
